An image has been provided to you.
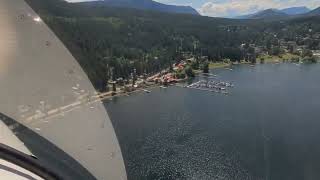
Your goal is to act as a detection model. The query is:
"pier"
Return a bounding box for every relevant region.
[185,80,234,94]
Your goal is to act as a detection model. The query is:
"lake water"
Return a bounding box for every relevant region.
[105,63,320,180]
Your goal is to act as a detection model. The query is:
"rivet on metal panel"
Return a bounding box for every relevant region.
[110,152,115,159]
[18,14,26,21]
[45,41,51,47]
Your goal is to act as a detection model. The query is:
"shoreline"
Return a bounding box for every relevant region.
[99,84,159,101]
[99,79,188,101]
[208,61,251,70]
[100,57,318,101]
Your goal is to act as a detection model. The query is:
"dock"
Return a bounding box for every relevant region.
[185,80,233,94]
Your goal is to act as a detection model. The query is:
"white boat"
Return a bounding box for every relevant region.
[143,89,151,93]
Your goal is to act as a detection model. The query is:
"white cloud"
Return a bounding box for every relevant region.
[198,0,320,17]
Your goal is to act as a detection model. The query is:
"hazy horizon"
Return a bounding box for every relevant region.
[66,0,320,17]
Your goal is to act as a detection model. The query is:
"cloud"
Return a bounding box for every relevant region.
[198,0,320,17]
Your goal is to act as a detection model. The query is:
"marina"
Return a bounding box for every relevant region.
[185,80,234,94]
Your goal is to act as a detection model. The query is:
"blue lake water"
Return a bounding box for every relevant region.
[105,63,320,180]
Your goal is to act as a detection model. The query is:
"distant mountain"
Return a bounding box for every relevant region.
[236,6,312,19]
[240,9,289,19]
[305,7,320,16]
[76,0,199,15]
[280,6,310,15]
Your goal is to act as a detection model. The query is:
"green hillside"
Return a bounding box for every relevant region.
[25,0,320,90]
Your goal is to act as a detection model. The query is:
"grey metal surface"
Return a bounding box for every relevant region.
[0,121,32,156]
[0,1,127,179]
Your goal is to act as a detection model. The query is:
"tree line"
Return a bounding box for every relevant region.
[25,0,320,90]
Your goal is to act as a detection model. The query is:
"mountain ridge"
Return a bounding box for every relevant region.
[76,0,199,15]
[306,7,320,16]
[236,6,315,19]
[281,6,310,15]
[251,9,289,19]
[237,8,288,19]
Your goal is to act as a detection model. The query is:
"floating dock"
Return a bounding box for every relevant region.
[185,80,233,94]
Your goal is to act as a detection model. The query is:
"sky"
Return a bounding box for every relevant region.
[67,0,320,17]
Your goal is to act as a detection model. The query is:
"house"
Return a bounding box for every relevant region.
[116,78,124,86]
[297,45,308,53]
[186,57,196,63]
[181,51,193,59]
[312,50,320,57]
[173,61,186,71]
[313,33,320,39]
[287,41,297,52]
[254,46,263,54]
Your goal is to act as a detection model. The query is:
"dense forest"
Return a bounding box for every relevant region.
[25,0,320,90]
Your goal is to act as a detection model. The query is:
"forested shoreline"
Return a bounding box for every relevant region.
[25,0,320,90]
